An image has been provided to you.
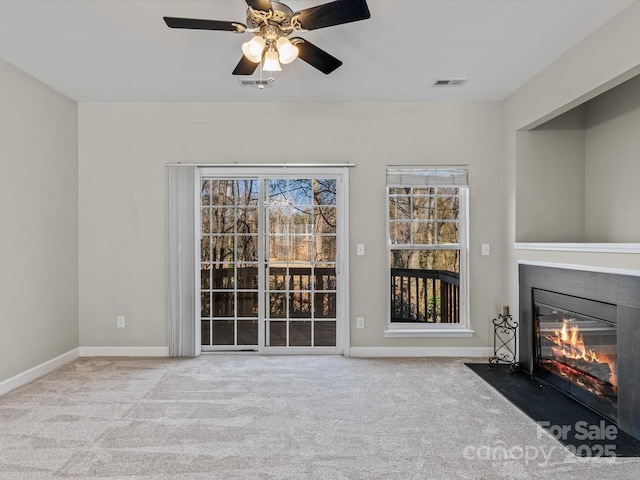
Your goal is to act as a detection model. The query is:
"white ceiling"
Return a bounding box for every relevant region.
[0,0,633,102]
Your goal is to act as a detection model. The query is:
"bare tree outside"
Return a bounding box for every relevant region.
[389,186,461,323]
[201,179,260,345]
[265,178,337,334]
[201,176,338,348]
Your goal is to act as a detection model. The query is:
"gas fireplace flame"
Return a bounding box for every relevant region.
[545,318,617,387]
[547,319,598,362]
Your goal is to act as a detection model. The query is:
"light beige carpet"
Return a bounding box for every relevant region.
[1,355,639,479]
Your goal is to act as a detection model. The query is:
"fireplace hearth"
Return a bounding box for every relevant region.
[466,362,640,456]
[519,264,640,442]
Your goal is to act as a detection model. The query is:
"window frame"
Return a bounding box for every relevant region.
[384,167,473,338]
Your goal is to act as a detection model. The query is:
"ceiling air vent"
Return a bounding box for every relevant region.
[433,78,467,87]
[239,79,274,88]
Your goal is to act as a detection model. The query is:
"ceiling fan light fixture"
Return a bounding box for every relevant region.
[263,47,282,71]
[241,35,265,63]
[276,36,298,64]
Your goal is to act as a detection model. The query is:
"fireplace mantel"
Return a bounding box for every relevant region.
[515,243,640,254]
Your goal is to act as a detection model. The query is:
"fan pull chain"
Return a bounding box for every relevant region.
[258,58,264,89]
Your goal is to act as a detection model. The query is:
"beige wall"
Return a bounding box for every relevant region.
[504,1,640,310]
[78,102,504,350]
[515,108,586,242]
[585,74,640,242]
[0,58,78,382]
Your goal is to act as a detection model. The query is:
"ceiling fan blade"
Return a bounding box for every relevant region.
[245,0,272,12]
[163,17,245,32]
[291,38,342,74]
[294,0,370,31]
[232,56,260,75]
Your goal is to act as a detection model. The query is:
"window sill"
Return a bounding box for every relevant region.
[384,328,475,338]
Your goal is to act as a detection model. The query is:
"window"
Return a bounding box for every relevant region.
[385,166,472,337]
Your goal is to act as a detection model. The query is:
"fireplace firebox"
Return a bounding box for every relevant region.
[534,289,617,422]
[520,264,640,442]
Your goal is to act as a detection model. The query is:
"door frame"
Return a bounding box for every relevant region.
[198,165,351,355]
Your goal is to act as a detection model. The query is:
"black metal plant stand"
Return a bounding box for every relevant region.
[488,313,520,372]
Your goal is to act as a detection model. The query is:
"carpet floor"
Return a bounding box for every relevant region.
[1,355,639,479]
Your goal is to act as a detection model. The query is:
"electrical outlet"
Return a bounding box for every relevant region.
[116,315,125,328]
[356,316,365,329]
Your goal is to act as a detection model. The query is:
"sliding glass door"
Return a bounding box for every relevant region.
[199,168,347,353]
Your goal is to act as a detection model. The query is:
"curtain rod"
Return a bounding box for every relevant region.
[166,162,355,168]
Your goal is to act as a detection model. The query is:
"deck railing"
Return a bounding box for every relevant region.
[202,266,336,318]
[205,266,336,290]
[202,266,458,323]
[391,268,460,323]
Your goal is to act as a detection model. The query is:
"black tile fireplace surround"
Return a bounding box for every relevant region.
[519,264,640,442]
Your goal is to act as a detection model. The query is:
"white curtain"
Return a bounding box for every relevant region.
[167,165,200,357]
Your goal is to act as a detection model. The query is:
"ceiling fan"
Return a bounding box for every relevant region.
[163,0,370,75]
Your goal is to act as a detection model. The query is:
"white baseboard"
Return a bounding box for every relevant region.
[0,348,79,396]
[349,346,492,358]
[78,346,170,357]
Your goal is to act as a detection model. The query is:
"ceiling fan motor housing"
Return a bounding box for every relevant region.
[246,1,295,35]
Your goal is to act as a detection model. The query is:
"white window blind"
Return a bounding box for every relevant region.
[386,166,468,187]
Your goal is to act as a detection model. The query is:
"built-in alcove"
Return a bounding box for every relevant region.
[516,71,640,249]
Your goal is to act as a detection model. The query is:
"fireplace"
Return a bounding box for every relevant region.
[519,264,640,441]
